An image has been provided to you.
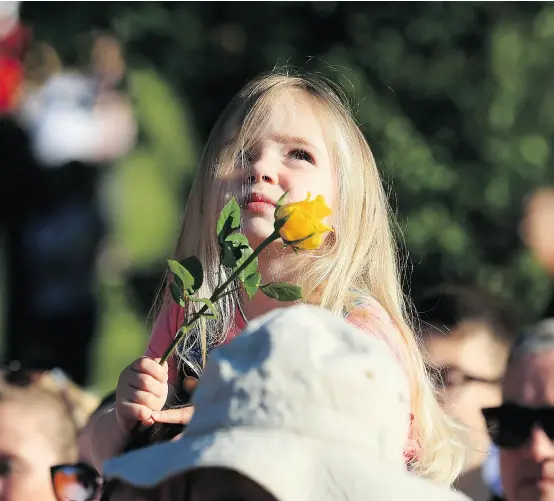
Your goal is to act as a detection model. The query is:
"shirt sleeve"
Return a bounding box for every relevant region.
[145,301,183,386]
[345,299,407,374]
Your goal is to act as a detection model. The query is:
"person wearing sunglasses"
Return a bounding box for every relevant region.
[0,364,102,501]
[417,285,519,501]
[482,318,554,501]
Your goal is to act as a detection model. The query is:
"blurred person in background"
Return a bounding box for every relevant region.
[0,1,28,115]
[522,187,554,277]
[0,2,28,224]
[483,319,554,501]
[522,187,554,318]
[0,364,102,501]
[0,2,136,385]
[418,285,520,501]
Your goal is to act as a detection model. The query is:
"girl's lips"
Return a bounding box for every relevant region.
[244,193,276,205]
[244,201,274,214]
[242,193,277,214]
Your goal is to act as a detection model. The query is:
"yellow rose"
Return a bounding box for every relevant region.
[274,193,333,250]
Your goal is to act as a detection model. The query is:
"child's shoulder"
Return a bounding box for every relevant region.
[345,295,397,332]
[344,294,407,370]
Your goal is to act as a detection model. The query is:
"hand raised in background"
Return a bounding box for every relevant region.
[522,187,554,275]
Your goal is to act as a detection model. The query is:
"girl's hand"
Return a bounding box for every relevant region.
[151,376,198,425]
[115,357,169,433]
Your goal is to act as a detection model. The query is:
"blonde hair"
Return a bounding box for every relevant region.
[0,371,79,462]
[38,369,101,431]
[159,69,465,485]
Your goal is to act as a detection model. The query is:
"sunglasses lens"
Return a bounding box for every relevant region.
[4,366,32,386]
[540,410,554,441]
[485,406,535,449]
[52,465,101,501]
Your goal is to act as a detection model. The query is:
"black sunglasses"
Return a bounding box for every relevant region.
[482,403,554,449]
[1,362,45,386]
[51,463,103,501]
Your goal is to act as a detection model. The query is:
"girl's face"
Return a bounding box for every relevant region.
[0,402,60,501]
[235,92,336,248]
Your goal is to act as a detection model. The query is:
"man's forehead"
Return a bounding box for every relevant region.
[502,349,554,406]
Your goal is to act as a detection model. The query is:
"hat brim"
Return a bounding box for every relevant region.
[103,427,468,501]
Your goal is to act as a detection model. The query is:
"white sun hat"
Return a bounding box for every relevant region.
[104,304,469,501]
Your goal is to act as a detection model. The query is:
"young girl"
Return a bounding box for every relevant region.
[86,69,465,486]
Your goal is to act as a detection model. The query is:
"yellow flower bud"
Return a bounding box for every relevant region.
[274,193,333,250]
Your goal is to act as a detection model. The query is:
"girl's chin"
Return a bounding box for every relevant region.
[242,217,275,242]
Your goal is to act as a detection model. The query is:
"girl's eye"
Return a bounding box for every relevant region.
[289,149,315,165]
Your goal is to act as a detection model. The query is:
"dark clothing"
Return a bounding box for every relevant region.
[0,117,104,385]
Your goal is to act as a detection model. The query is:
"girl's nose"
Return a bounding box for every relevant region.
[247,173,275,185]
[246,152,278,185]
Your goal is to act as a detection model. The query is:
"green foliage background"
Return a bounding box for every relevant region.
[13,1,554,393]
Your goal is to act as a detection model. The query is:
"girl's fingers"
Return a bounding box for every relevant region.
[151,406,195,425]
[126,373,167,398]
[126,389,163,410]
[130,357,168,382]
[120,401,154,425]
[141,417,155,427]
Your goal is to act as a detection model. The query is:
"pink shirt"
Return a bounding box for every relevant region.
[145,299,405,386]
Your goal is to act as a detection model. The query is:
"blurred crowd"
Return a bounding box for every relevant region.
[0,5,134,497]
[0,1,136,385]
[1,2,554,501]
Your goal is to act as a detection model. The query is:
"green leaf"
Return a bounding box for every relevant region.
[276,191,289,207]
[273,191,289,218]
[273,212,291,231]
[189,297,219,318]
[282,232,315,248]
[225,233,250,248]
[179,256,203,292]
[168,259,195,293]
[221,240,239,268]
[244,272,261,299]
[168,257,203,294]
[235,246,258,282]
[174,275,185,293]
[221,233,250,269]
[217,198,241,242]
[260,282,303,302]
[169,282,185,306]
